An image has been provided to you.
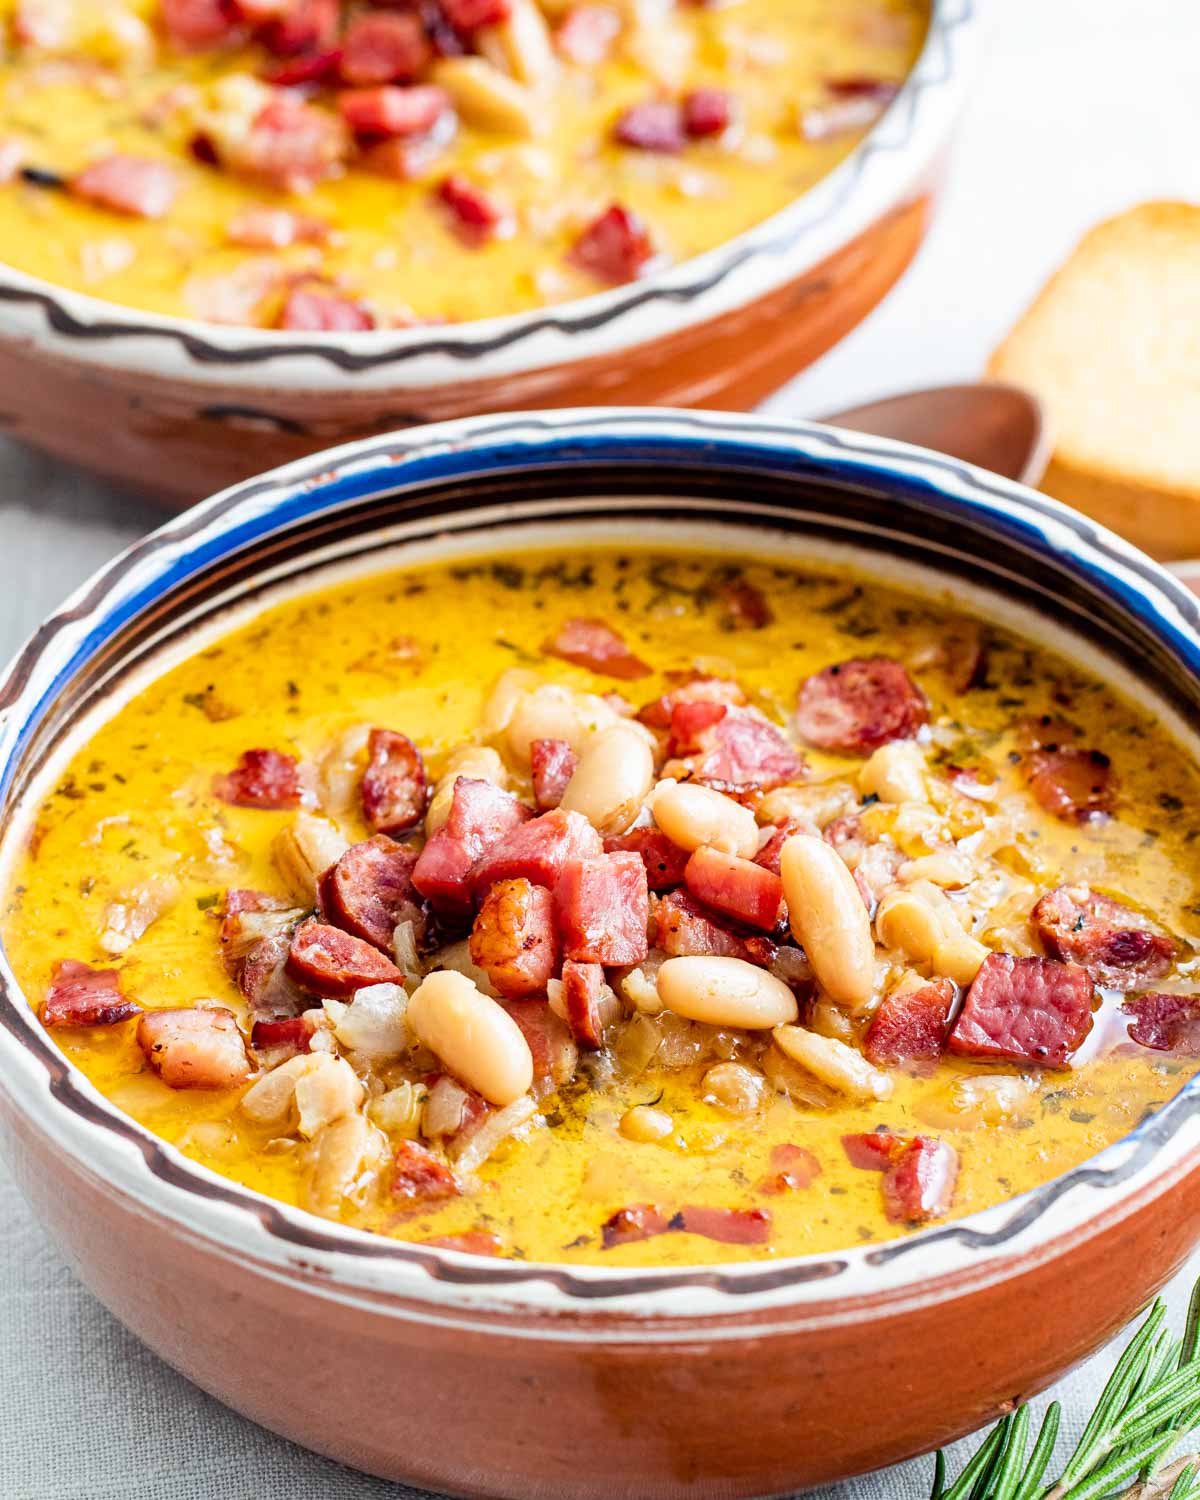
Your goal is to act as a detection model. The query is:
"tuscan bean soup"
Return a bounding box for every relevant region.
[6,547,1200,1266]
[0,0,926,326]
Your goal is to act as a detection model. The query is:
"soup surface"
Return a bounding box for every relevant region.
[5,546,1200,1267]
[0,0,926,326]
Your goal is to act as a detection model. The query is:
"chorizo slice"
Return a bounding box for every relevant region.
[70,154,180,219]
[137,1007,252,1089]
[1121,992,1200,1054]
[323,835,423,952]
[1033,884,1174,990]
[286,919,403,998]
[212,748,301,809]
[947,953,1094,1068]
[1026,747,1114,823]
[601,1203,671,1248]
[543,617,651,680]
[42,959,140,1027]
[793,657,928,755]
[392,1140,460,1204]
[361,729,427,835]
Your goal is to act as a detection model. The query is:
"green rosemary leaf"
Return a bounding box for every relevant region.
[1053,1430,1175,1499]
[990,1405,1032,1500]
[1168,1462,1200,1500]
[1011,1404,1061,1500]
[931,1449,947,1500]
[941,1419,1010,1500]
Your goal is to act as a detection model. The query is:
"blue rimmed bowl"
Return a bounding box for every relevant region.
[1,408,1199,1497]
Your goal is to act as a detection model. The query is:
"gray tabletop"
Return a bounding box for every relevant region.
[2,0,1198,1493]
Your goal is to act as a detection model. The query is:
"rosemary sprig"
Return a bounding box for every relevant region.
[931,1279,1200,1500]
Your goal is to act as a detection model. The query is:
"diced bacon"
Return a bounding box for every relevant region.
[1121,992,1200,1054]
[436,173,508,245]
[286,918,403,998]
[760,1142,821,1193]
[637,676,746,730]
[162,0,242,50]
[71,155,180,220]
[653,889,767,966]
[603,828,689,891]
[863,978,956,1068]
[554,850,649,965]
[470,808,602,895]
[322,836,423,952]
[469,878,559,998]
[501,1000,578,1087]
[338,84,450,138]
[682,88,732,138]
[614,99,685,153]
[671,1205,772,1245]
[715,574,770,627]
[601,1203,670,1248]
[137,1007,251,1089]
[753,819,814,877]
[561,959,605,1049]
[250,1012,318,1053]
[543,617,650,680]
[228,95,349,191]
[669,704,805,793]
[794,657,929,755]
[948,953,1094,1068]
[212,748,301,809]
[881,1135,957,1225]
[668,699,727,747]
[279,285,375,331]
[842,1130,904,1171]
[684,846,783,932]
[1033,884,1174,990]
[226,206,329,248]
[420,1229,502,1255]
[441,0,510,29]
[393,1140,461,1203]
[340,11,431,85]
[360,728,427,834]
[42,959,140,1027]
[570,203,654,283]
[531,738,579,811]
[1026,747,1114,823]
[256,0,339,56]
[555,5,620,65]
[413,778,532,915]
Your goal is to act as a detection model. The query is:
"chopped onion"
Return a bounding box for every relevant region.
[451,1096,537,1174]
[332,983,409,1061]
[392,919,424,987]
[423,1074,469,1137]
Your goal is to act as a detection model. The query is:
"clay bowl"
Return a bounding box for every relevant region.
[0,1,976,509]
[3,409,1200,1498]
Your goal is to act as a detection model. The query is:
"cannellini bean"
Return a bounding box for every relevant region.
[407,970,533,1106]
[702,1061,765,1114]
[757,781,856,830]
[273,812,349,905]
[481,668,541,737]
[506,683,621,764]
[561,722,654,836]
[619,1104,674,1142]
[651,780,758,857]
[426,745,508,834]
[780,835,875,1010]
[932,934,990,985]
[875,882,961,962]
[771,1025,893,1101]
[859,741,928,805]
[303,1112,386,1219]
[431,56,542,136]
[656,956,798,1029]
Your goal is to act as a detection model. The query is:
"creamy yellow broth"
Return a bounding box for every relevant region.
[5,547,1200,1266]
[0,0,926,324]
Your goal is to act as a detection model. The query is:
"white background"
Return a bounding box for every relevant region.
[2,1,1200,1495]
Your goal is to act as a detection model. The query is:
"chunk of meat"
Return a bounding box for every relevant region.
[863,978,956,1068]
[162,0,241,49]
[668,705,805,793]
[437,174,508,245]
[42,959,140,1027]
[226,95,349,191]
[531,738,579,811]
[637,675,746,730]
[212,748,301,809]
[257,0,339,55]
[442,0,511,27]
[279,285,375,331]
[714,574,770,627]
[501,1000,578,1087]
[71,155,180,219]
[322,836,423,952]
[137,1007,251,1089]
[250,1013,318,1054]
[760,1142,821,1193]
[226,206,329,247]
[1033,884,1174,990]
[948,953,1094,1068]
[561,959,605,1049]
[601,1203,671,1248]
[469,878,559,998]
[753,818,815,877]
[555,4,620,65]
[570,203,654,283]
[337,84,450,138]
[470,808,602,895]
[794,657,929,754]
[1026,747,1114,823]
[286,919,403,998]
[604,827,689,891]
[420,1230,503,1255]
[220,891,308,1019]
[614,99,685,153]
[412,777,532,916]
[361,728,427,834]
[670,1205,772,1245]
[841,1130,904,1171]
[652,889,770,966]
[1121,993,1200,1054]
[340,11,431,84]
[682,88,732,138]
[881,1136,958,1225]
[554,851,649,965]
[543,617,650,680]
[684,846,783,932]
[393,1140,461,1203]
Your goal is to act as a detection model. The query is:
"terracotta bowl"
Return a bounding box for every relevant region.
[0,2,976,509]
[3,409,1200,1498]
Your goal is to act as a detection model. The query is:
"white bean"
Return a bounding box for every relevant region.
[779,835,875,1010]
[407,970,533,1106]
[561,723,654,835]
[656,956,798,1029]
[651,780,758,857]
[426,745,508,834]
[506,683,620,765]
[859,741,928,805]
[619,1105,674,1142]
[771,1025,893,1101]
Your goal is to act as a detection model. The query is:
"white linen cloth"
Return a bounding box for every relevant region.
[2,0,1198,1490]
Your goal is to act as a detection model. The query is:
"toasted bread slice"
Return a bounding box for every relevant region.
[988,202,1200,559]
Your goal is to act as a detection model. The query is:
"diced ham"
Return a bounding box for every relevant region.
[279,285,375,331]
[555,5,620,65]
[948,953,1094,1068]
[501,1000,579,1088]
[227,95,349,191]
[794,657,929,755]
[554,850,649,965]
[841,1130,904,1171]
[672,1204,772,1244]
[71,155,180,219]
[286,918,403,998]
[603,828,689,891]
[570,203,654,283]
[212,748,301,809]
[436,173,508,245]
[682,88,732,138]
[614,99,685,152]
[1026,747,1114,823]
[1121,992,1200,1054]
[340,11,430,84]
[470,808,602,895]
[256,0,339,55]
[863,978,956,1068]
[543,617,650,680]
[760,1142,821,1193]
[137,1007,251,1089]
[469,878,559,998]
[42,959,140,1027]
[441,0,510,29]
[753,818,814,877]
[338,84,450,138]
[1033,884,1174,990]
[601,1203,671,1248]
[361,728,427,834]
[162,0,242,49]
[668,704,805,794]
[250,1012,318,1054]
[226,206,329,247]
[684,846,783,932]
[881,1135,958,1225]
[412,777,532,916]
[393,1140,461,1203]
[637,676,746,730]
[715,575,770,627]
[322,836,423,952]
[561,959,605,1049]
[420,1229,503,1255]
[531,738,579,811]
[653,888,769,966]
